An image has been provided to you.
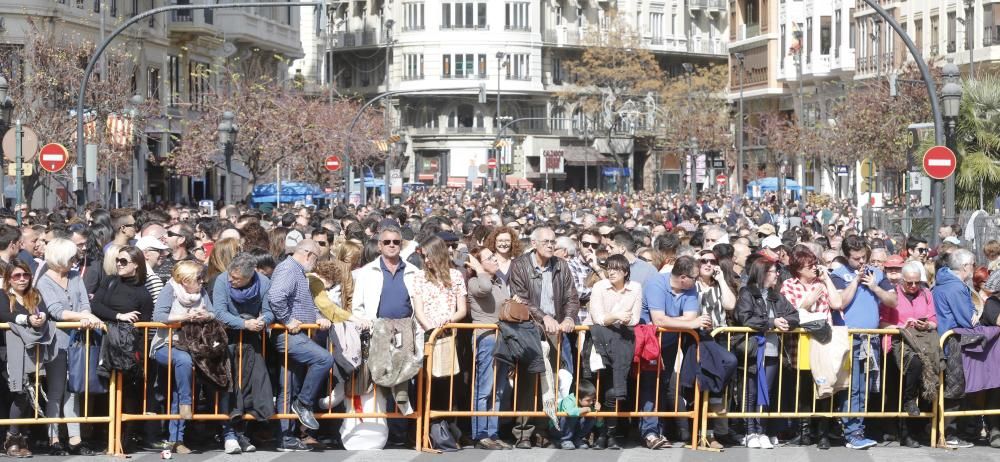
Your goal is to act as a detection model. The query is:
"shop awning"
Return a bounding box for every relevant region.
[505,176,534,189]
[560,146,612,166]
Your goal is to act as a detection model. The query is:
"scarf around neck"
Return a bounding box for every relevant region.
[229,273,261,305]
[168,279,205,309]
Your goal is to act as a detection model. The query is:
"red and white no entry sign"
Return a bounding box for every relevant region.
[38,143,69,173]
[715,174,727,185]
[923,146,957,180]
[487,158,497,169]
[324,155,342,172]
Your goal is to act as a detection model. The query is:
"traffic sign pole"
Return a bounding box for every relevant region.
[14,120,20,226]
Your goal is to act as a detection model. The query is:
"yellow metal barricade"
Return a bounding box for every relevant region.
[0,322,115,453]
[421,323,701,452]
[700,327,937,449]
[112,322,424,455]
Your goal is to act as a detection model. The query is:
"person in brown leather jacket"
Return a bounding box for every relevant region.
[508,226,581,448]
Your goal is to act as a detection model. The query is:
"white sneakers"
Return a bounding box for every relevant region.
[224,439,241,454]
[745,433,774,449]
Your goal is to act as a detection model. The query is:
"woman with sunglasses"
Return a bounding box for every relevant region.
[693,249,738,449]
[36,239,103,456]
[734,258,799,450]
[0,260,66,457]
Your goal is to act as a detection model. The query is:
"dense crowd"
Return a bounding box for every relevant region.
[0,188,994,455]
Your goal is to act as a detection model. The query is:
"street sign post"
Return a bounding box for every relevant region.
[487,158,497,169]
[715,174,727,186]
[38,143,69,173]
[324,155,342,172]
[923,146,957,180]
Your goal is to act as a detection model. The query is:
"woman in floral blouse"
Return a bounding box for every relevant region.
[412,235,468,331]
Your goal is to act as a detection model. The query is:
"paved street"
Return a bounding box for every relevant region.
[23,445,1000,462]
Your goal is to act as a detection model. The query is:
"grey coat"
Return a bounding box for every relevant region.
[5,321,59,392]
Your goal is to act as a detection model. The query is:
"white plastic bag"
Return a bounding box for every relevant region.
[340,389,388,450]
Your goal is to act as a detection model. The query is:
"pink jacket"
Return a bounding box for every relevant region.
[879,285,937,351]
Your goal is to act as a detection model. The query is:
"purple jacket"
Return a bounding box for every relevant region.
[954,326,1000,393]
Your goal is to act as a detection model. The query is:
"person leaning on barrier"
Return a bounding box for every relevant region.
[587,254,641,450]
[466,245,513,450]
[212,252,274,454]
[734,257,800,450]
[933,249,978,449]
[0,260,61,458]
[693,249,737,449]
[637,255,705,450]
[36,238,103,456]
[507,226,580,450]
[267,239,336,452]
[149,261,216,454]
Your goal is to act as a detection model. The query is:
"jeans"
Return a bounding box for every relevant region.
[555,416,596,442]
[638,344,681,439]
[152,347,193,442]
[472,333,510,440]
[840,335,879,439]
[743,357,778,435]
[274,332,335,438]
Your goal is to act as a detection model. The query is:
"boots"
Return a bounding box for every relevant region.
[899,420,920,448]
[605,424,621,450]
[815,418,831,450]
[5,433,31,458]
[789,419,812,446]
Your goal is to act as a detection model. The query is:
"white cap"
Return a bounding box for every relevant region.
[943,236,961,245]
[135,236,168,251]
[761,235,783,250]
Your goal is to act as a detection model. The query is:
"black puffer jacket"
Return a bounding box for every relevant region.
[731,285,801,372]
[98,321,140,378]
[493,321,545,373]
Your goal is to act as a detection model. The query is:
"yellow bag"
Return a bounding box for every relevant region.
[797,333,811,370]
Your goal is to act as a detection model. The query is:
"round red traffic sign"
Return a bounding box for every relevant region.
[487,158,497,169]
[324,155,342,172]
[38,143,69,173]
[923,146,957,180]
[716,174,727,185]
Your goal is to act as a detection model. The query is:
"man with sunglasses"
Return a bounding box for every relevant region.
[267,239,336,452]
[567,230,604,308]
[159,224,197,281]
[108,208,137,251]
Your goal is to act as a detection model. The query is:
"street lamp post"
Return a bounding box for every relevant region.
[496,52,507,190]
[689,136,698,204]
[217,111,238,206]
[577,119,594,190]
[126,94,144,207]
[942,61,961,226]
[966,0,975,78]
[0,77,13,208]
[734,52,745,194]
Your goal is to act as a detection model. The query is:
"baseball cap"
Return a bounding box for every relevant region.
[437,231,460,243]
[884,255,905,268]
[761,235,783,249]
[943,236,961,245]
[135,236,168,251]
[285,229,304,249]
[757,224,777,236]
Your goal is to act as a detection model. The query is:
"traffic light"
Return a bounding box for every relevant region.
[478,83,487,104]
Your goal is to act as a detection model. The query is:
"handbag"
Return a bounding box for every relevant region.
[499,298,531,323]
[68,329,108,394]
[430,330,460,378]
[428,420,460,452]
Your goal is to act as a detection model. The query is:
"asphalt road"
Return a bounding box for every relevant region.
[22,445,1000,462]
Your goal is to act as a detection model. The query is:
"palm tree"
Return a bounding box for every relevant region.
[956,76,1000,210]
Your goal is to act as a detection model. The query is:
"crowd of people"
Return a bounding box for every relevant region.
[0,188,994,455]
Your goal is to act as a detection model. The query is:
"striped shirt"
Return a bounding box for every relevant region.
[145,267,165,305]
[268,256,317,324]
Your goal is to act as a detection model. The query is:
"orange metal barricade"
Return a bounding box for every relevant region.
[111,322,424,455]
[0,322,115,453]
[420,323,701,452]
[700,327,937,449]
[935,329,997,448]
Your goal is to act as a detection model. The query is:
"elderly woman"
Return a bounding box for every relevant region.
[35,239,102,456]
[879,261,937,448]
[212,253,275,454]
[150,261,215,454]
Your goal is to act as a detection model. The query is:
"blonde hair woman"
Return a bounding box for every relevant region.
[150,260,214,454]
[103,243,123,277]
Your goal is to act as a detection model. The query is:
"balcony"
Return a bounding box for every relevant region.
[167,8,217,41]
[543,27,584,47]
[439,24,490,31]
[504,25,532,32]
[440,73,488,80]
[445,127,489,134]
[215,9,302,57]
[689,0,726,12]
[736,23,762,41]
[505,74,531,81]
[687,38,727,55]
[336,29,385,48]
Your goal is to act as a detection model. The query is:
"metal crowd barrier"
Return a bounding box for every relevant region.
[0,322,116,454]
[700,327,937,449]
[420,323,701,452]
[111,322,424,455]
[934,329,1000,449]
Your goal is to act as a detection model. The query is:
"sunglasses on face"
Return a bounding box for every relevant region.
[8,272,29,281]
[700,258,717,265]
[121,223,136,229]
[316,241,329,247]
[916,248,929,254]
[581,241,600,249]
[116,258,132,266]
[167,231,182,238]
[381,239,401,246]
[903,281,921,287]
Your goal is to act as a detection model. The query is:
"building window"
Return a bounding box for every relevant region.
[505,2,529,31]
[188,61,210,112]
[552,55,564,84]
[442,53,486,78]
[780,24,785,69]
[110,0,117,17]
[131,0,138,16]
[167,55,180,107]
[507,53,529,80]
[650,12,664,43]
[403,2,424,31]
[820,16,831,55]
[576,7,583,27]
[94,0,100,13]
[147,66,160,101]
[403,53,424,80]
[931,14,940,55]
[806,18,813,63]
[555,6,562,26]
[441,2,487,29]
[835,10,841,57]
[551,106,566,130]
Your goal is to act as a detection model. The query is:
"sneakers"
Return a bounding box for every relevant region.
[758,434,774,449]
[945,436,974,449]
[277,438,311,452]
[644,434,668,449]
[224,439,241,454]
[746,433,762,449]
[475,438,504,450]
[237,435,256,453]
[560,440,576,450]
[846,436,877,450]
[573,439,589,449]
[291,400,320,430]
[173,443,193,455]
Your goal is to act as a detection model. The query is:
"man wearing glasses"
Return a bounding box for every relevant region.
[108,208,137,250]
[351,224,421,447]
[267,239,336,452]
[508,226,581,449]
[567,229,604,309]
[637,256,709,449]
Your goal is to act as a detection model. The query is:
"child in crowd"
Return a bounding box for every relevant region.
[553,380,602,449]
